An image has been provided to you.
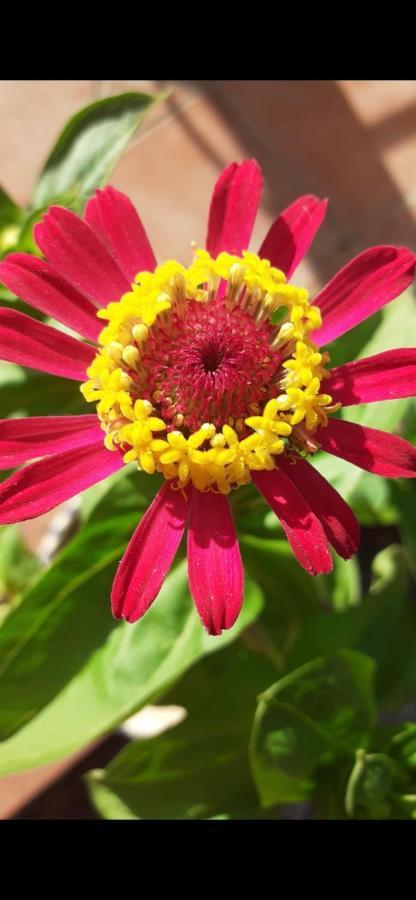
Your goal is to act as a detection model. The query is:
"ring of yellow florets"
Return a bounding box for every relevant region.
[81,250,340,494]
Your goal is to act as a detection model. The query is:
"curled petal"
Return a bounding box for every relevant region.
[326,348,416,407]
[318,418,416,478]
[206,160,263,257]
[0,307,95,380]
[0,253,100,342]
[0,442,123,524]
[277,454,360,560]
[259,195,327,279]
[187,490,244,635]
[314,246,416,346]
[252,468,333,575]
[111,481,190,623]
[84,186,157,282]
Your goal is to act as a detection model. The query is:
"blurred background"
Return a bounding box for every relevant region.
[1,79,416,818]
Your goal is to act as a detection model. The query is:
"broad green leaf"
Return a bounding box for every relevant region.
[239,534,324,671]
[0,473,262,773]
[33,91,167,208]
[0,363,84,418]
[87,646,277,820]
[348,475,399,527]
[240,534,323,616]
[0,526,40,624]
[353,547,416,709]
[250,650,376,807]
[284,543,415,709]
[390,481,416,580]
[327,554,361,612]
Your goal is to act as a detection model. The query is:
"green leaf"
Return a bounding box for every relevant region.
[0,474,262,774]
[87,645,277,820]
[0,185,21,229]
[12,206,47,256]
[390,723,416,771]
[33,91,167,208]
[238,534,324,671]
[345,749,406,819]
[0,526,40,624]
[0,186,23,257]
[0,362,84,419]
[390,481,416,580]
[241,534,323,616]
[87,777,139,820]
[250,650,376,807]
[354,547,416,709]
[327,554,361,612]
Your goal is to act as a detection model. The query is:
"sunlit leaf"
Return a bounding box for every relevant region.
[33,91,167,208]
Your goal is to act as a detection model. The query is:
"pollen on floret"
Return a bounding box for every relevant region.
[81,249,339,492]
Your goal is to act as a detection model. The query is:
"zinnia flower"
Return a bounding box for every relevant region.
[0,160,415,634]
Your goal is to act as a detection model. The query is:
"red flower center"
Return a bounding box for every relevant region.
[134,297,282,434]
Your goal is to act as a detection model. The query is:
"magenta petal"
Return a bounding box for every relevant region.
[0,308,95,380]
[258,195,327,279]
[0,415,101,469]
[252,468,333,575]
[111,481,190,623]
[0,254,100,342]
[277,454,360,560]
[318,418,416,478]
[326,349,416,407]
[205,160,263,257]
[84,186,157,282]
[34,206,130,306]
[187,490,244,635]
[0,442,123,524]
[314,246,416,346]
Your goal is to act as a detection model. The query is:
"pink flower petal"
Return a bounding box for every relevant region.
[277,454,360,560]
[111,481,190,623]
[0,415,101,469]
[252,468,333,575]
[314,246,416,347]
[318,418,416,478]
[205,160,263,257]
[0,307,95,380]
[34,206,130,306]
[0,441,123,524]
[258,195,327,279]
[187,490,244,635]
[84,186,157,282]
[0,253,100,342]
[326,348,416,407]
